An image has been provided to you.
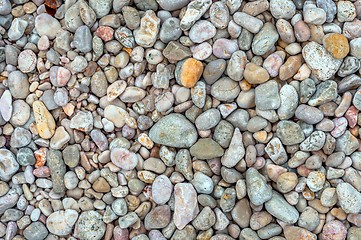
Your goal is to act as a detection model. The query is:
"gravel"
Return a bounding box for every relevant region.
[0,0,361,239]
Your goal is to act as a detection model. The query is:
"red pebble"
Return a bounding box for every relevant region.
[33,166,51,177]
[95,26,114,42]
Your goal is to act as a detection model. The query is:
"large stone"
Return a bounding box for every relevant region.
[144,205,171,230]
[265,191,299,224]
[190,138,224,159]
[336,183,361,214]
[246,168,273,205]
[149,113,198,148]
[221,128,245,167]
[302,41,342,81]
[0,149,19,181]
[46,210,79,236]
[174,183,199,230]
[75,211,106,240]
[276,121,305,145]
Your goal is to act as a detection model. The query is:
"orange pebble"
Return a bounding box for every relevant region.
[34,148,47,168]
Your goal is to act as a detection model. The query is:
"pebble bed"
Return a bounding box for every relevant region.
[1,0,361,239]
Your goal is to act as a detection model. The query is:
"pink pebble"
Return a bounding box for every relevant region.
[345,106,358,128]
[95,26,114,42]
[320,220,347,240]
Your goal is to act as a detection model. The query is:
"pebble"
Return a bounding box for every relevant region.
[175,58,204,88]
[180,0,212,31]
[35,13,62,39]
[270,0,296,19]
[233,12,263,34]
[174,183,199,230]
[255,80,280,111]
[323,33,350,59]
[75,211,106,240]
[244,63,270,84]
[33,100,56,139]
[252,22,279,56]
[302,41,342,81]
[152,175,173,205]
[190,138,224,159]
[265,191,299,224]
[46,210,78,236]
[110,148,138,170]
[134,10,160,47]
[23,222,48,240]
[246,168,272,205]
[0,149,19,181]
[149,113,197,148]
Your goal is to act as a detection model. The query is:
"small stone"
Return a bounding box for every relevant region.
[265,137,288,165]
[35,13,62,39]
[306,171,326,192]
[337,1,356,22]
[50,127,70,150]
[211,77,241,101]
[110,148,138,170]
[189,20,216,43]
[70,111,94,132]
[18,50,36,73]
[323,33,350,59]
[276,121,305,145]
[213,38,239,59]
[175,58,204,88]
[270,0,296,19]
[17,148,35,166]
[321,220,347,240]
[174,183,199,230]
[33,101,56,139]
[73,26,92,53]
[8,18,28,41]
[233,12,263,34]
[180,0,212,31]
[295,104,324,124]
[47,149,66,194]
[193,206,216,230]
[277,172,298,193]
[0,90,12,122]
[308,80,338,106]
[252,22,279,56]
[191,172,214,194]
[284,226,317,240]
[221,128,245,168]
[335,130,359,155]
[93,177,110,193]
[337,182,361,213]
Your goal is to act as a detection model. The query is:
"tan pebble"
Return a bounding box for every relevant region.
[33,100,56,139]
[244,63,270,84]
[331,208,347,221]
[267,164,287,182]
[293,63,311,80]
[93,177,110,193]
[276,172,298,193]
[279,54,303,81]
